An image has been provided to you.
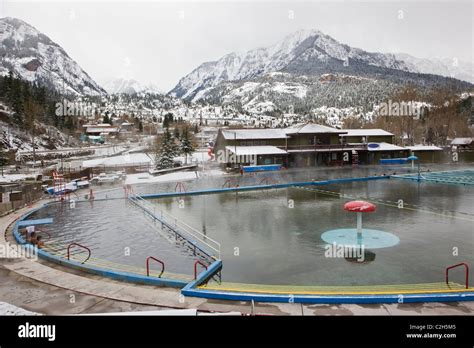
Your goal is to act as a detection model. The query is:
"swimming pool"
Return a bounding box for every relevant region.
[24,174,474,289]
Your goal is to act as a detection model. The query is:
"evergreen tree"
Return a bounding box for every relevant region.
[0,150,7,176]
[166,125,182,157]
[180,127,195,165]
[103,113,112,125]
[163,112,174,128]
[154,128,177,169]
[173,126,180,139]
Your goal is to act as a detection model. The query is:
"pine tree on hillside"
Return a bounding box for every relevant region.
[0,150,8,175]
[163,113,174,128]
[180,127,195,165]
[173,126,180,139]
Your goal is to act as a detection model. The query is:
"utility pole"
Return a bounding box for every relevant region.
[32,126,36,168]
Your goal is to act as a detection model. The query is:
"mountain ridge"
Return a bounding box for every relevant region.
[170,28,473,101]
[101,77,163,95]
[0,17,106,96]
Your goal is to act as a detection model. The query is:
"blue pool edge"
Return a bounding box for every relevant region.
[10,175,474,304]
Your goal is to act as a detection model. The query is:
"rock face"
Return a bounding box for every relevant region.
[0,17,106,96]
[23,58,41,72]
[170,28,473,101]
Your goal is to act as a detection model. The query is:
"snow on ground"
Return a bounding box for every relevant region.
[272,82,308,98]
[82,151,211,169]
[243,99,276,114]
[0,173,40,183]
[175,151,212,164]
[198,168,225,177]
[125,164,224,185]
[125,171,198,185]
[92,145,127,157]
[0,302,40,315]
[82,153,152,168]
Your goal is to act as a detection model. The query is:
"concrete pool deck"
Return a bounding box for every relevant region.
[1,200,473,315]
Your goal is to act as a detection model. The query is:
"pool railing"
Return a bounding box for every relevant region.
[128,192,221,260]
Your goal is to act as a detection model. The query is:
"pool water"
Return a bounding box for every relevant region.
[27,177,474,286]
[27,199,199,278]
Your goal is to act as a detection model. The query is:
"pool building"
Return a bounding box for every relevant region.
[213,123,442,168]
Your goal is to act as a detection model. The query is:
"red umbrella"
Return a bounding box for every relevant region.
[343,201,376,236]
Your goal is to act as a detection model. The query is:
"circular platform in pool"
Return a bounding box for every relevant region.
[321,228,400,249]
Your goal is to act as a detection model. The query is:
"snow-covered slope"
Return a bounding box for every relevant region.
[102,78,162,95]
[0,17,106,96]
[170,28,473,101]
[170,29,412,100]
[395,53,474,84]
[0,103,75,150]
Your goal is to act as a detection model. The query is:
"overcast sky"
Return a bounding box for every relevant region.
[1,0,472,92]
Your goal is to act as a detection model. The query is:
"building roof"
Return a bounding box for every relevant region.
[83,123,114,128]
[340,129,393,137]
[451,137,473,145]
[225,146,288,156]
[83,153,151,168]
[406,145,442,151]
[285,123,345,135]
[221,129,287,140]
[85,127,118,134]
[367,142,406,152]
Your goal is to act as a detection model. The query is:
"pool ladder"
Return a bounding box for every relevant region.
[445,262,469,289]
[67,242,91,264]
[146,256,165,278]
[194,260,221,284]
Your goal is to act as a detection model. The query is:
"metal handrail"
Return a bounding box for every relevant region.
[67,242,91,264]
[161,209,221,257]
[259,177,278,185]
[146,256,165,278]
[281,144,368,151]
[129,193,221,259]
[38,230,52,241]
[175,182,187,193]
[194,260,208,280]
[446,262,469,289]
[130,194,221,257]
[222,178,238,188]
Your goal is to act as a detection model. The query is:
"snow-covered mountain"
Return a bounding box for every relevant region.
[102,78,163,95]
[395,53,474,84]
[0,17,106,96]
[170,28,472,101]
[170,29,409,100]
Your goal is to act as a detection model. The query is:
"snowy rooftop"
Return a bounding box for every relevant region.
[82,153,152,168]
[406,145,442,151]
[225,146,287,156]
[85,127,119,134]
[340,129,393,137]
[83,124,114,128]
[221,129,287,140]
[367,142,406,152]
[451,137,473,145]
[285,123,345,134]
